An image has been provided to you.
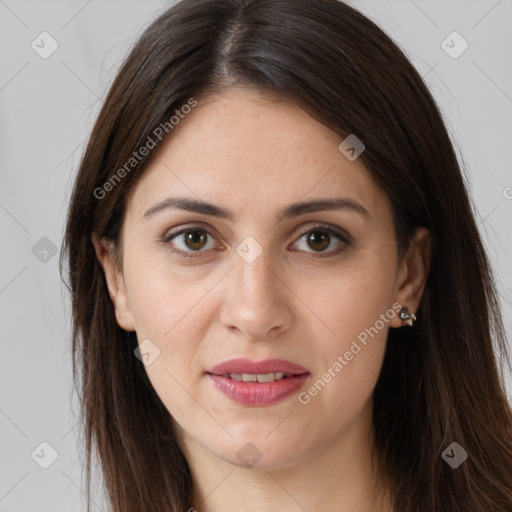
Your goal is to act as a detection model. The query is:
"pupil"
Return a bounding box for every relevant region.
[182,229,330,252]
[185,230,206,250]
[308,231,329,252]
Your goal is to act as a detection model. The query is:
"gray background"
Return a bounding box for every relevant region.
[1,0,511,510]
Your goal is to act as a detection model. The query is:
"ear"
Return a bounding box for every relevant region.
[91,233,135,331]
[389,227,432,328]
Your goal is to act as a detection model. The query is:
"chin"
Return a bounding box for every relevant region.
[210,431,309,471]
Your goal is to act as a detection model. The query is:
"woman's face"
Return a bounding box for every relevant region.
[96,87,427,470]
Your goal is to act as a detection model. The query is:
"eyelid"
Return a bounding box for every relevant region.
[161,223,221,257]
[161,222,353,258]
[290,223,353,258]
[297,222,353,244]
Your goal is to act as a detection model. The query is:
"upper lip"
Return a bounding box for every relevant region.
[208,358,309,376]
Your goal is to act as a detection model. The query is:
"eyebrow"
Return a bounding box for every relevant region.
[143,196,370,221]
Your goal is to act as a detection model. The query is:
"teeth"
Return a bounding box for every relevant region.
[226,372,291,382]
[257,373,275,383]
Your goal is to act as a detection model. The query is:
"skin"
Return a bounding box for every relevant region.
[93,87,431,512]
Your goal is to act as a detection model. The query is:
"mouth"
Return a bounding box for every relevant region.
[216,372,295,382]
[206,358,310,406]
[207,357,309,376]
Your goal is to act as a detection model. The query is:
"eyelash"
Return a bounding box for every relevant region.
[161,224,353,260]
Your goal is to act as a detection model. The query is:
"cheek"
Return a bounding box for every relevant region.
[296,249,396,409]
[302,248,396,345]
[123,246,213,339]
[122,247,214,400]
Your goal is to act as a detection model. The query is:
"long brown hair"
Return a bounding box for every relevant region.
[61,1,512,510]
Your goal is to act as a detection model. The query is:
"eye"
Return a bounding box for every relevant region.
[162,224,352,259]
[292,225,352,257]
[162,226,217,258]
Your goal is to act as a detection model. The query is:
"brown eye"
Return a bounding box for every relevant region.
[163,224,351,260]
[164,227,216,258]
[305,231,331,252]
[182,229,208,250]
[293,226,351,257]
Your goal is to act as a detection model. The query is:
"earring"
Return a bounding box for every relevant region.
[399,306,417,326]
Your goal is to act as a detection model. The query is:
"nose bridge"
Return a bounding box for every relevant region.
[235,240,280,306]
[221,237,292,338]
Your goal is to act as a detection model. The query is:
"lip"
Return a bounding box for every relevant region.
[208,358,309,376]
[207,358,310,406]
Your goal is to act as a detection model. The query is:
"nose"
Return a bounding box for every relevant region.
[219,249,293,341]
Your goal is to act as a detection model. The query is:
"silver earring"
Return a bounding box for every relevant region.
[399,306,417,326]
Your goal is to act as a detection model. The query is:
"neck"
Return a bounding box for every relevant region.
[177,402,394,512]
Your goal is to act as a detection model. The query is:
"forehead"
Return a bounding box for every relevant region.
[128,88,387,221]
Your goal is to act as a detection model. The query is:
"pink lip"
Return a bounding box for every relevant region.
[207,358,310,406]
[208,358,309,376]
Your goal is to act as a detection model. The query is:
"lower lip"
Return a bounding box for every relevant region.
[208,373,309,406]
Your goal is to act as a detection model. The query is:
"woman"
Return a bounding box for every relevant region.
[61,0,512,511]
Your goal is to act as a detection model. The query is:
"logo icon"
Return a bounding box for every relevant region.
[441,32,469,59]
[236,236,263,264]
[236,442,263,468]
[134,338,161,366]
[338,134,365,161]
[31,32,59,59]
[31,441,59,469]
[32,237,58,263]
[441,441,469,468]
